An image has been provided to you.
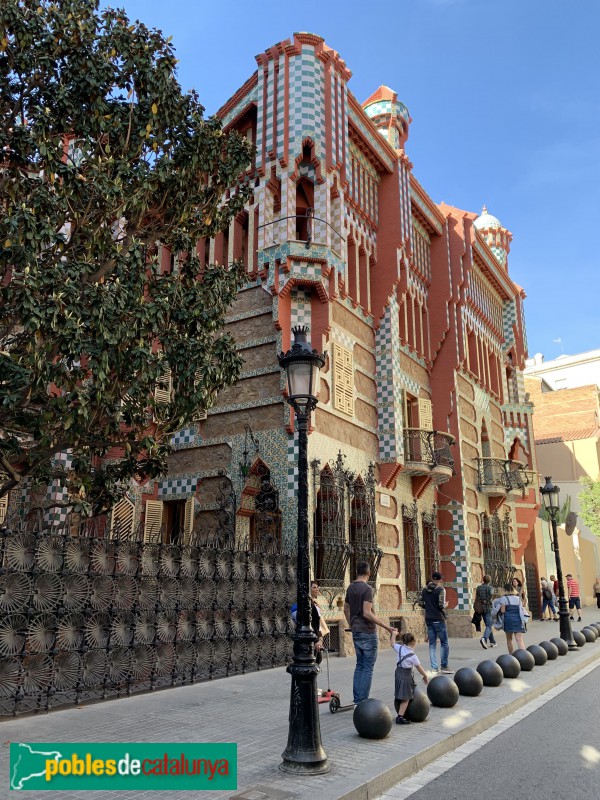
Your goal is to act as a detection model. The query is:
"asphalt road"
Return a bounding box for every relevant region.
[406,664,600,800]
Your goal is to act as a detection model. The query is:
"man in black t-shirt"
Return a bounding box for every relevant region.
[344,561,395,704]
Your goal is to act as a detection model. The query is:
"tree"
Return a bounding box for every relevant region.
[0,1,253,514]
[580,477,600,538]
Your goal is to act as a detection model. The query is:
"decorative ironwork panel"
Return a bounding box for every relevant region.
[349,465,382,584]
[481,510,514,595]
[0,521,295,717]
[250,464,282,552]
[402,501,422,600]
[312,455,352,588]
[422,507,439,580]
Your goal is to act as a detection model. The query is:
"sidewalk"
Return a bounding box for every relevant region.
[2,611,600,800]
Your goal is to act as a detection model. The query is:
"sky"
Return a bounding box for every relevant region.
[102,0,599,359]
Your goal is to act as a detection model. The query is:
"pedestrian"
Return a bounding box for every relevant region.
[390,630,428,725]
[551,574,559,598]
[593,577,600,610]
[420,571,452,673]
[344,561,395,704]
[566,573,582,622]
[290,581,328,665]
[475,575,497,649]
[499,581,528,654]
[540,577,559,621]
[511,576,527,606]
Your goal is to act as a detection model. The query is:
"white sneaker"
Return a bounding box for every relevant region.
[489,642,498,648]
[480,637,488,649]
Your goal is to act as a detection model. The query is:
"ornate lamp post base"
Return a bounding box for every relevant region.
[279,665,330,775]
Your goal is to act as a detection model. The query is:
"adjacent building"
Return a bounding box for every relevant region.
[524,355,600,608]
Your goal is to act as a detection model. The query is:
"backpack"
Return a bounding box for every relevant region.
[543,587,552,600]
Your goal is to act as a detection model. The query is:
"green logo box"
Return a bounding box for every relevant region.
[10,742,237,791]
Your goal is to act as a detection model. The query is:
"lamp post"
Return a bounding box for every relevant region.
[540,476,577,651]
[278,326,328,775]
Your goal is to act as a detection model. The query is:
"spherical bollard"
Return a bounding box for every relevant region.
[496,653,521,678]
[581,627,597,643]
[404,690,431,722]
[572,630,586,647]
[587,624,600,637]
[512,648,535,672]
[527,644,548,666]
[550,637,568,655]
[426,674,459,708]
[454,667,484,697]
[353,698,393,740]
[477,659,504,687]
[539,640,559,660]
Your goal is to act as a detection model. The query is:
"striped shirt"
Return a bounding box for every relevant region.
[567,577,580,598]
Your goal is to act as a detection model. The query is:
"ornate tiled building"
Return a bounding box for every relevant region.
[4,33,539,645]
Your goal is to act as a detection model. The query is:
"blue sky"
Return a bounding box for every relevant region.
[104,0,599,359]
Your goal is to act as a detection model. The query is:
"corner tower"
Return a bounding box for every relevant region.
[362,85,411,150]
[473,206,512,270]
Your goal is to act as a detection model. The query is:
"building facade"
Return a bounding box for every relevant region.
[4,32,540,646]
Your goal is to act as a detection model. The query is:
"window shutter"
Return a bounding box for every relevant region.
[418,398,433,431]
[154,367,172,404]
[0,492,8,525]
[109,496,135,539]
[144,500,164,542]
[183,497,195,545]
[333,343,354,417]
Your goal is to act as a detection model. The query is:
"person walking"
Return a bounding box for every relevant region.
[593,577,600,610]
[390,630,428,725]
[420,571,452,673]
[499,581,528,654]
[566,574,582,621]
[512,576,527,607]
[540,577,559,621]
[344,561,395,704]
[475,575,497,649]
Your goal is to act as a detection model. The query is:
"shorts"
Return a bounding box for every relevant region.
[569,596,581,610]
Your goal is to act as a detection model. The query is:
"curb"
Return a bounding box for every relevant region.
[338,645,600,800]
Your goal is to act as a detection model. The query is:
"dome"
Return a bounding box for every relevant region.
[474,205,502,230]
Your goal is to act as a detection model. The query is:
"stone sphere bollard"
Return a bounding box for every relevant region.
[426,675,459,708]
[539,640,559,660]
[496,653,521,678]
[454,667,484,697]
[477,659,504,687]
[353,698,393,739]
[512,648,535,672]
[572,630,586,647]
[404,690,431,722]
[550,637,569,655]
[527,644,548,665]
[581,627,597,643]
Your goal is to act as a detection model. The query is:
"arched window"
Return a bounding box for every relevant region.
[349,470,379,581]
[313,460,351,586]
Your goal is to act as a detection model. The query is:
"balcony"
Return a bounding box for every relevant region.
[403,429,455,481]
[477,458,530,497]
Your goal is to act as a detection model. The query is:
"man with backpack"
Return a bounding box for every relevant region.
[475,575,497,649]
[420,571,452,673]
[540,577,559,621]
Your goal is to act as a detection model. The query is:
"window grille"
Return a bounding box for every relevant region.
[402,501,422,601]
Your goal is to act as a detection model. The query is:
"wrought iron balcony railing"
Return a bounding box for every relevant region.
[403,429,455,471]
[477,458,530,493]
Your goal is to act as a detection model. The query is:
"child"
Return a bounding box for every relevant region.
[391,630,428,725]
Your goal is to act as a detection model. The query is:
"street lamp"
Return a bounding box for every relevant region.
[278,325,328,775]
[540,476,577,651]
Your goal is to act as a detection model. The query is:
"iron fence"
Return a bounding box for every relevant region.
[0,523,296,717]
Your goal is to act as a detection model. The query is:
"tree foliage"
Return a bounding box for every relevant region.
[579,477,600,538]
[0,0,253,514]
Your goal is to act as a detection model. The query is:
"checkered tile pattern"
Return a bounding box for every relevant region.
[287,430,299,499]
[291,287,312,329]
[157,476,197,498]
[376,297,406,462]
[450,504,471,611]
[502,299,518,345]
[170,428,196,447]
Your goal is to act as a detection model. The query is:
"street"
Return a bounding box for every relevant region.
[383,663,600,800]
